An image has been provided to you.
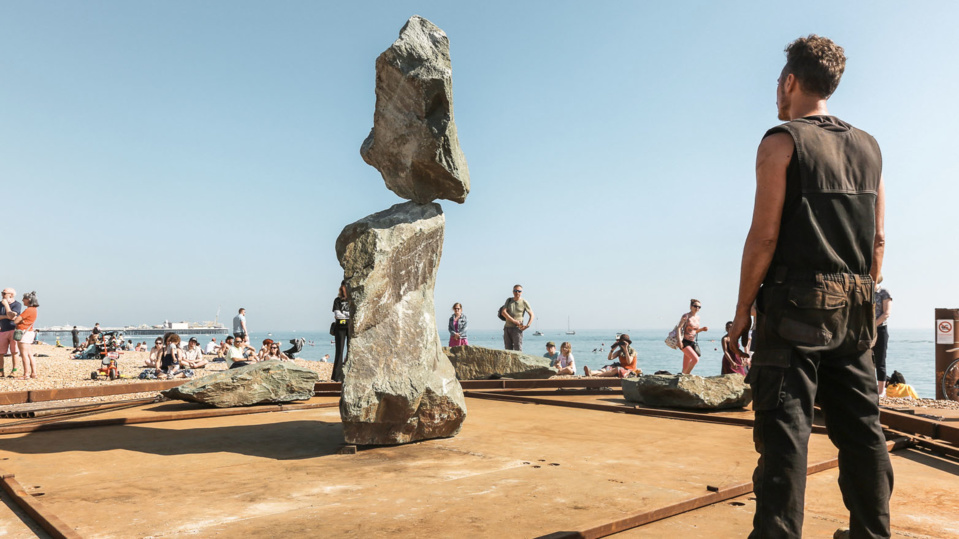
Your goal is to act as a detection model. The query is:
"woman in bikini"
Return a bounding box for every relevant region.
[677,299,708,374]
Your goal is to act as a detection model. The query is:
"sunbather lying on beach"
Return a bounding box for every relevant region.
[584,334,640,378]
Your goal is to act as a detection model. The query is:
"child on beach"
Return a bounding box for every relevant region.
[721,322,748,376]
[157,333,182,379]
[543,342,559,366]
[554,342,576,375]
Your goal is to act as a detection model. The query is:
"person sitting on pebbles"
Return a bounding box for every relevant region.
[144,337,164,368]
[180,337,208,369]
[156,333,183,379]
[585,334,640,378]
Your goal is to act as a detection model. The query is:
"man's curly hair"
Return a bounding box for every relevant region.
[784,35,846,99]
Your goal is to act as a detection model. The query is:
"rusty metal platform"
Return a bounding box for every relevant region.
[0,382,956,538]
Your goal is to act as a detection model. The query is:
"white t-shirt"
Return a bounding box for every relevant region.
[205,341,217,354]
[557,353,575,370]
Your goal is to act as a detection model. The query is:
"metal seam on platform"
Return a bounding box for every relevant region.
[0,471,82,539]
[537,438,908,539]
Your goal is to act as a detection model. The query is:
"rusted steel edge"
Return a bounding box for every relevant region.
[540,439,906,539]
[462,391,803,431]
[884,428,959,459]
[0,472,82,539]
[475,389,623,397]
[880,408,959,446]
[0,402,338,435]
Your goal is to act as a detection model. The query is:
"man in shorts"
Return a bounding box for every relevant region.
[500,284,534,352]
[233,308,248,339]
[0,288,22,377]
[730,35,892,538]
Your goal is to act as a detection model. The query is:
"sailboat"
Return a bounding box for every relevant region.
[566,316,576,335]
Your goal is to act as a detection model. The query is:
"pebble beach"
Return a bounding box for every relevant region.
[0,342,334,405]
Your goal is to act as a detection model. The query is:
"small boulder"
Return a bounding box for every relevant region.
[161,361,319,408]
[443,345,556,380]
[621,374,751,410]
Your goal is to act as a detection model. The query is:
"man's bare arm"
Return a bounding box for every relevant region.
[871,175,885,283]
[730,132,792,348]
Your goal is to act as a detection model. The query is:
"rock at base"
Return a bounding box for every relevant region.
[336,201,466,445]
[161,361,319,408]
[621,374,751,410]
[443,345,556,380]
[360,15,470,204]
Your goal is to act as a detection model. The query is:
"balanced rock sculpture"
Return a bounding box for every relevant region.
[621,374,751,410]
[161,361,318,408]
[336,15,469,445]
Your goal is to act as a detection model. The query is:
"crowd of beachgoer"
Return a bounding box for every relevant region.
[441,284,896,391]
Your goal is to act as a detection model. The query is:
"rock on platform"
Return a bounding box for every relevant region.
[443,345,556,380]
[622,374,751,410]
[360,15,470,204]
[336,201,467,445]
[161,361,319,408]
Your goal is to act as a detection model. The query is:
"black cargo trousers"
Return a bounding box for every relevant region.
[747,271,893,539]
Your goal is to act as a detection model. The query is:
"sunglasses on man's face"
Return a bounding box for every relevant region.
[513,290,522,293]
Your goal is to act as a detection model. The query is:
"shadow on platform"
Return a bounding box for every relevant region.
[1,419,344,461]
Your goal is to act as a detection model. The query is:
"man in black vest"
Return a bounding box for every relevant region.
[731,35,892,538]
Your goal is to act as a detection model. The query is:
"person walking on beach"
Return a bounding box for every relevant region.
[729,35,892,538]
[448,303,469,347]
[233,308,248,339]
[0,288,22,377]
[332,281,350,382]
[71,325,80,349]
[500,284,534,352]
[12,291,39,379]
[676,300,708,374]
[873,276,892,396]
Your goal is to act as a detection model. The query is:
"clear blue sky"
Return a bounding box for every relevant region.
[2,1,956,331]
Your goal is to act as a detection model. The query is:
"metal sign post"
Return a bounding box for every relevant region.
[934,308,959,400]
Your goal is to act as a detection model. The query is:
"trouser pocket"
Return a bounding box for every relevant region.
[781,282,847,346]
[747,365,787,411]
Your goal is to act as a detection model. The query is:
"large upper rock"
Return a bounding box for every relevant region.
[360,15,470,204]
[161,361,318,408]
[335,201,466,445]
[443,345,556,380]
[621,374,751,410]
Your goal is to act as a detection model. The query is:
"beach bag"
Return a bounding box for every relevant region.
[497,298,512,322]
[665,326,680,350]
[13,329,24,341]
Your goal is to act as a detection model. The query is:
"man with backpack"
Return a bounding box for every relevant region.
[499,284,534,352]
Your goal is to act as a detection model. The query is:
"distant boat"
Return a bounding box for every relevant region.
[566,316,576,335]
[533,330,544,336]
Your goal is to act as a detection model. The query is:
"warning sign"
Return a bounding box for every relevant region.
[937,319,955,345]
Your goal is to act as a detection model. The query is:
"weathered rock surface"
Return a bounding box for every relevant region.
[335,201,466,445]
[360,15,470,204]
[443,345,556,380]
[621,374,751,410]
[161,361,319,408]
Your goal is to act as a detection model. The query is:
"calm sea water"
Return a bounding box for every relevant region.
[44,327,937,398]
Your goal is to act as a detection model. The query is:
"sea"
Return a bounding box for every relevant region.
[42,327,939,398]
